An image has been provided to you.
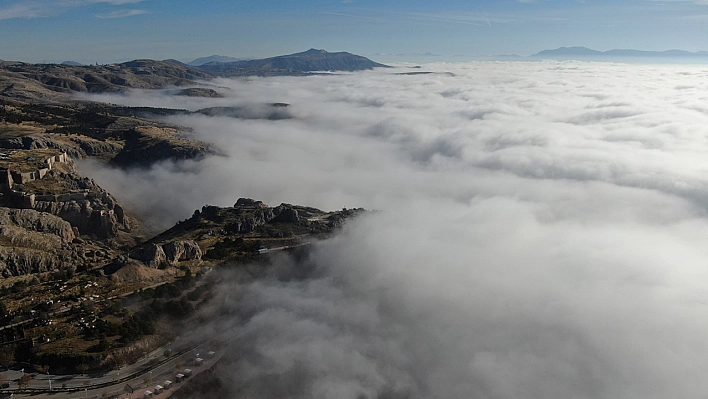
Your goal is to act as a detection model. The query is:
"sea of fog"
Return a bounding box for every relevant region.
[81,61,708,398]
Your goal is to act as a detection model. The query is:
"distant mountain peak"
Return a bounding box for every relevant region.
[301,48,327,54]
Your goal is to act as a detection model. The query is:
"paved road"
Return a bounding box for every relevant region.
[5,344,226,399]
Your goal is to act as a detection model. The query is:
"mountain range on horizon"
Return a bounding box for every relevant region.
[40,46,708,69]
[528,46,708,60]
[187,55,250,66]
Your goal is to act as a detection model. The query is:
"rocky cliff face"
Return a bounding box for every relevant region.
[163,240,202,265]
[129,243,167,268]
[0,135,84,160]
[0,134,124,164]
[108,126,214,168]
[129,240,202,268]
[0,207,75,241]
[33,196,129,239]
[14,165,133,239]
[0,208,79,277]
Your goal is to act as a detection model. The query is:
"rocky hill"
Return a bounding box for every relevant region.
[198,48,389,76]
[0,59,212,101]
[125,198,364,268]
[0,99,214,166]
[0,49,388,101]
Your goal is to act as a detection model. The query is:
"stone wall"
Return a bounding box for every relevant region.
[0,151,69,190]
[0,152,111,211]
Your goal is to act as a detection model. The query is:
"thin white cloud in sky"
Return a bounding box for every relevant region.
[81,61,708,397]
[95,8,146,18]
[58,0,144,5]
[0,2,47,19]
[0,0,144,20]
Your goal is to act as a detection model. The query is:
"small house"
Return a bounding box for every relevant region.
[206,351,216,359]
[175,374,184,383]
[183,368,192,377]
[154,385,163,394]
[143,391,153,398]
[194,357,203,366]
[163,380,172,389]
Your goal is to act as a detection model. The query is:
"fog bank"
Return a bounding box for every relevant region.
[84,61,708,398]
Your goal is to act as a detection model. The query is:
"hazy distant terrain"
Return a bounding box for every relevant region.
[187,55,248,66]
[530,46,708,62]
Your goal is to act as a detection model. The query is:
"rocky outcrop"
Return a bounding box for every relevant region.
[70,137,123,157]
[0,207,78,277]
[193,201,305,236]
[234,198,266,207]
[271,205,301,224]
[0,208,76,242]
[176,88,222,98]
[108,126,214,168]
[163,240,202,265]
[0,135,84,160]
[33,193,129,239]
[129,239,202,268]
[0,135,51,150]
[5,164,132,239]
[129,244,167,268]
[146,198,365,262]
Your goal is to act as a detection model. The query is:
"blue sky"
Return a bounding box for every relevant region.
[1,0,708,63]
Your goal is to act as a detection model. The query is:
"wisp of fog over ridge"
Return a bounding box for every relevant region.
[80,61,708,398]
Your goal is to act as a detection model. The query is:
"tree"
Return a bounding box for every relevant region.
[96,338,110,352]
[0,347,14,367]
[18,374,31,389]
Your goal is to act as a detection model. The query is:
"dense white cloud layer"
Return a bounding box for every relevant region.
[83,61,708,398]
